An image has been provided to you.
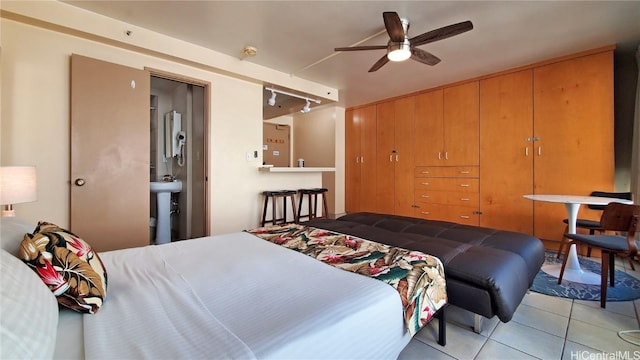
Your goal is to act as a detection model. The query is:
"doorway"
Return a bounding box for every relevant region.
[263,123,291,167]
[150,75,208,242]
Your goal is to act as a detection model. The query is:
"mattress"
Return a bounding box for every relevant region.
[54,231,411,359]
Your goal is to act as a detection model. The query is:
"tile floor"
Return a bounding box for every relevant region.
[399,256,640,360]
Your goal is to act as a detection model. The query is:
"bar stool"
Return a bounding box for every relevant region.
[296,188,328,223]
[261,190,297,226]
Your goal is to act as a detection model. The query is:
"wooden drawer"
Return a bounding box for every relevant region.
[414,178,479,192]
[415,166,479,178]
[415,190,479,207]
[413,203,479,226]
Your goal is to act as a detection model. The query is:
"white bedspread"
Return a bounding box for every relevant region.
[78,232,409,359]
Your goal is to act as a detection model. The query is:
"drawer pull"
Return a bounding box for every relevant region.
[459,184,470,187]
[459,171,470,174]
[460,215,470,219]
[421,211,430,215]
[460,198,470,201]
[421,182,429,186]
[421,195,430,198]
[421,171,429,174]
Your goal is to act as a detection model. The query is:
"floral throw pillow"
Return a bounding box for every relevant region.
[19,222,107,314]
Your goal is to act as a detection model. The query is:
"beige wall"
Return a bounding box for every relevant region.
[0,2,337,234]
[293,106,346,218]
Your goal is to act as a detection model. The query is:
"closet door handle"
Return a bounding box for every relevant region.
[356,156,359,163]
[537,146,541,156]
[360,156,364,163]
[525,147,529,156]
[74,178,86,187]
[389,154,393,162]
[395,154,399,162]
[438,152,442,160]
[445,152,449,160]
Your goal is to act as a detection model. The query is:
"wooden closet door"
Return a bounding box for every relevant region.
[376,101,395,214]
[443,81,479,166]
[533,51,614,242]
[415,90,444,166]
[359,105,378,212]
[479,70,534,233]
[345,109,361,213]
[394,96,415,216]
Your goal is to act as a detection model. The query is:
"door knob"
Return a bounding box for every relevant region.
[74,178,86,186]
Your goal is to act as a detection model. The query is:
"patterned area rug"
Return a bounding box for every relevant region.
[530,251,640,302]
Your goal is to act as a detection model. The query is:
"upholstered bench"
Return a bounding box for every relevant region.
[306,212,545,332]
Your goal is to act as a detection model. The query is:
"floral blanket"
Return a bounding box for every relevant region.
[247,224,447,336]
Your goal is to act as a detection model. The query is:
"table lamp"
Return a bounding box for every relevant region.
[0,166,37,217]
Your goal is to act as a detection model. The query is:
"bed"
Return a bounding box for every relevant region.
[0,217,446,359]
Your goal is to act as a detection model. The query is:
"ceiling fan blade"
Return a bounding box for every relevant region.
[383,11,405,42]
[411,48,441,66]
[410,20,473,47]
[334,45,387,52]
[368,55,390,72]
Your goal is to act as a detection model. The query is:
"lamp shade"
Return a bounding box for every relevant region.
[0,166,37,206]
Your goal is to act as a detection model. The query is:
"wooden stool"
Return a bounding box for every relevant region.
[261,190,297,226]
[296,188,328,223]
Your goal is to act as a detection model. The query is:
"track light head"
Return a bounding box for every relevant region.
[301,99,311,113]
[268,90,276,106]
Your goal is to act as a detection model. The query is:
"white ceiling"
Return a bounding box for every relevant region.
[63,1,640,111]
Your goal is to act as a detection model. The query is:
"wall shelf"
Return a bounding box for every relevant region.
[259,166,335,173]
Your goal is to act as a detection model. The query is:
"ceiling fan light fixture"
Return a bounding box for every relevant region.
[387,40,411,62]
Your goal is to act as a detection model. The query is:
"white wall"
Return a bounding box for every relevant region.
[0,4,334,234]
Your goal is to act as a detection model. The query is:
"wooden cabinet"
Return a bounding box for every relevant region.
[347,48,614,238]
[414,166,480,225]
[479,69,534,234]
[345,105,377,213]
[376,97,415,216]
[531,51,614,242]
[479,50,614,245]
[415,82,479,166]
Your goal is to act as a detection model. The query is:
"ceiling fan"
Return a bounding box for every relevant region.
[335,12,473,72]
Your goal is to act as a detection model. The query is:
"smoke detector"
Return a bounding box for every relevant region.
[242,46,257,59]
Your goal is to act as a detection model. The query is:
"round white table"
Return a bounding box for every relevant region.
[524,194,634,284]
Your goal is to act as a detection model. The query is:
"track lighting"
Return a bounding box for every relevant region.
[268,90,277,106]
[265,87,321,113]
[300,99,311,113]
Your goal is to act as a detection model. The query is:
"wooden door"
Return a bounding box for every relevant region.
[263,123,290,167]
[415,90,444,166]
[533,51,614,242]
[359,105,378,212]
[479,70,534,233]
[71,55,150,252]
[345,109,361,213]
[376,101,395,214]
[444,82,479,166]
[393,96,415,216]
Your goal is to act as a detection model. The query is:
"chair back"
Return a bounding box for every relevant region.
[599,202,640,235]
[587,191,633,211]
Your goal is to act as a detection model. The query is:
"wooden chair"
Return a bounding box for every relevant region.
[557,202,640,308]
[556,191,633,259]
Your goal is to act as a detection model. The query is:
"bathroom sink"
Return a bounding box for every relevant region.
[150,180,182,193]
